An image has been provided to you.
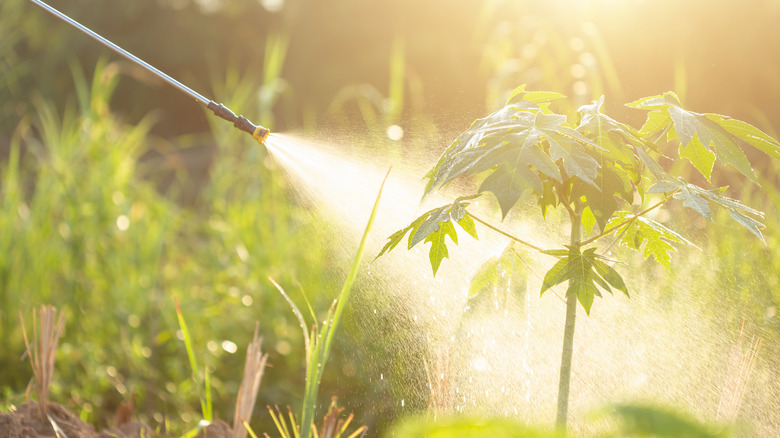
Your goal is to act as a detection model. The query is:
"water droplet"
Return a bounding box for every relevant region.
[386,125,404,141]
[116,215,130,231]
[221,340,238,354]
[260,0,284,13]
[401,399,405,407]
[380,373,383,380]
[373,309,377,314]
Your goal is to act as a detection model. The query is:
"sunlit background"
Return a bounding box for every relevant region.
[1,0,779,436]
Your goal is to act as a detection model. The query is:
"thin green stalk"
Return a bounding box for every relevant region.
[556,205,582,431]
[174,298,212,422]
[297,168,390,438]
[578,191,678,247]
[469,213,546,252]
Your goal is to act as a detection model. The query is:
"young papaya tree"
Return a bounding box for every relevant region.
[376,85,780,431]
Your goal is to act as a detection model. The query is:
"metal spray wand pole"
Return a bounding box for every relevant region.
[27,0,271,144]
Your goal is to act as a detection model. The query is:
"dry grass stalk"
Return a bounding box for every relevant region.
[232,322,269,438]
[19,305,65,419]
[317,397,367,438]
[716,318,763,422]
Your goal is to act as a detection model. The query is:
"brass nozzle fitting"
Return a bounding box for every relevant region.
[207,101,270,145]
[252,126,271,144]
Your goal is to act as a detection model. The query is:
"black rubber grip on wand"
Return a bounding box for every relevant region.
[207,101,257,135]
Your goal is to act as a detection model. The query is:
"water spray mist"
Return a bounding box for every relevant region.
[27,0,271,145]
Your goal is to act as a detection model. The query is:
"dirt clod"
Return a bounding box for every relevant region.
[1,401,152,438]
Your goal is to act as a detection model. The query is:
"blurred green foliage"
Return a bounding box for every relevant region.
[389,416,564,438]
[2,0,780,436]
[389,404,735,437]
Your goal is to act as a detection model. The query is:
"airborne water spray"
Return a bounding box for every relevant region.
[28,0,271,146]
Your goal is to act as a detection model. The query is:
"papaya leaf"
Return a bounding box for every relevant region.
[506,84,567,105]
[605,211,693,269]
[426,220,457,276]
[521,90,568,104]
[538,179,559,218]
[673,184,712,220]
[727,209,766,243]
[677,183,766,242]
[651,178,766,240]
[577,95,640,165]
[468,257,499,299]
[647,181,680,194]
[677,132,716,181]
[423,91,603,217]
[591,259,629,297]
[713,116,780,160]
[540,247,623,315]
[457,214,478,239]
[626,91,683,110]
[540,256,573,295]
[467,242,529,302]
[582,206,598,235]
[425,107,539,194]
[574,162,635,231]
[375,214,426,259]
[479,164,539,218]
[574,275,597,315]
[637,109,672,138]
[410,206,450,247]
[546,132,600,188]
[629,92,764,184]
[375,198,481,275]
[635,145,671,182]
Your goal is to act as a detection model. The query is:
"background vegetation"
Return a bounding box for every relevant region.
[1,0,779,436]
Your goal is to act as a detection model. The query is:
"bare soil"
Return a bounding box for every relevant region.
[0,401,233,438]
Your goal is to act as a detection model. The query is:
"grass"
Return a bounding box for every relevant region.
[1,49,779,437]
[268,168,388,438]
[20,305,65,418]
[0,59,340,434]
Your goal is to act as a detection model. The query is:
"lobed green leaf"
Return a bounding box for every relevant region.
[376,199,481,275]
[540,246,627,315]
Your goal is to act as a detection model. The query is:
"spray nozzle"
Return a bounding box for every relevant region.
[208,101,271,145]
[28,0,273,146]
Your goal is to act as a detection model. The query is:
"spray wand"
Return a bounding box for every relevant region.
[28,0,271,145]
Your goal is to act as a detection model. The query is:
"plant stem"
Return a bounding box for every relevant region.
[298,168,389,438]
[577,191,678,247]
[556,206,582,431]
[469,213,545,252]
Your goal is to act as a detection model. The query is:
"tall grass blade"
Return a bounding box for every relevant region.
[174,298,210,422]
[297,168,390,438]
[204,366,213,422]
[269,278,311,363]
